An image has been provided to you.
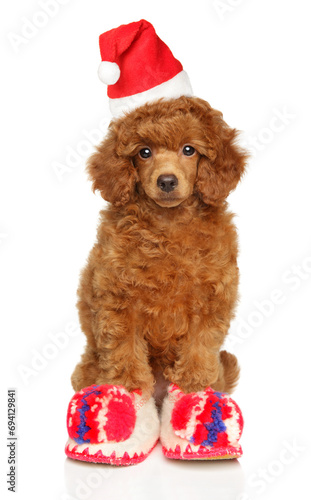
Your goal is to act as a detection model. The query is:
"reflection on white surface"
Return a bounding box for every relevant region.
[64,442,245,500]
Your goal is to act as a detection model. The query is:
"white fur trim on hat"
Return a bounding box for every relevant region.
[109,70,193,118]
[98,61,121,85]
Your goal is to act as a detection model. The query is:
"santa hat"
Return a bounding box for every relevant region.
[98,19,193,118]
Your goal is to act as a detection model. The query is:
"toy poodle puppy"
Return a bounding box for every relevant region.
[71,95,247,401]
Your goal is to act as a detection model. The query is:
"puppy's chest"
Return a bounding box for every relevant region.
[123,225,215,299]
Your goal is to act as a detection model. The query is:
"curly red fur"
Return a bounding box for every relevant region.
[71,96,248,398]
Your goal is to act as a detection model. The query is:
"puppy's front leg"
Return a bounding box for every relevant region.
[94,308,155,396]
[163,332,220,394]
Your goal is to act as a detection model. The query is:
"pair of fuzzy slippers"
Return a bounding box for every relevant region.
[65,383,243,465]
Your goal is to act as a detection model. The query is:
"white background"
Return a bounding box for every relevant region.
[1,1,311,499]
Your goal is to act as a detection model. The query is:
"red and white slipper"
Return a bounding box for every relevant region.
[65,384,160,465]
[160,384,244,460]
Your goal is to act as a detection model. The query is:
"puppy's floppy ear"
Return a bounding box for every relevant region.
[87,128,139,207]
[195,108,248,205]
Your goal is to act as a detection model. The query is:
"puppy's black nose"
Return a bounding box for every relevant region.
[157,174,178,193]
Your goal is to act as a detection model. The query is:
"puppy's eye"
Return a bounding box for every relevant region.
[139,147,152,159]
[182,145,196,156]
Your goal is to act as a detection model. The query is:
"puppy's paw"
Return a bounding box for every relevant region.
[160,383,244,460]
[65,384,160,465]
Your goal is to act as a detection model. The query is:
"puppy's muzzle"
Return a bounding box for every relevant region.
[157,174,178,193]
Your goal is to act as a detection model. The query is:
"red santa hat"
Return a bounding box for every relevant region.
[98,19,193,118]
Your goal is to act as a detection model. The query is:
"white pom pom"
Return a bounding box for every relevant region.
[98,61,120,85]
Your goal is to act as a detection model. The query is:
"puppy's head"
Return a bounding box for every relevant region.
[87,97,248,208]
